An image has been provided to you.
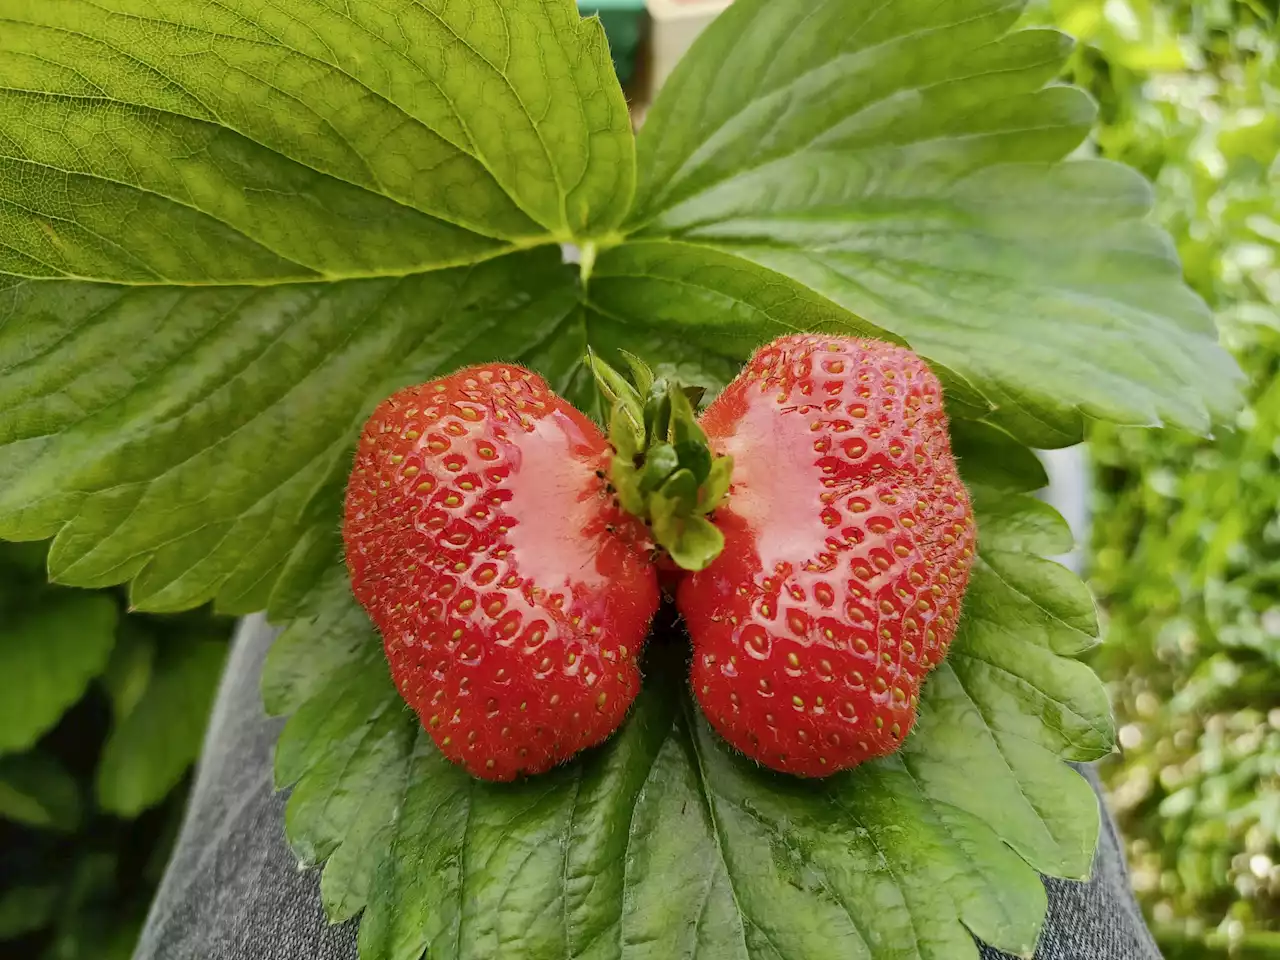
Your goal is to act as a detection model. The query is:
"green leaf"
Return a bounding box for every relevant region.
[268,487,1111,959]
[0,884,60,940]
[970,488,1076,556]
[590,239,899,360]
[265,572,416,923]
[661,513,724,572]
[0,591,117,754]
[588,242,993,424]
[0,538,48,577]
[0,0,648,615]
[699,454,734,514]
[0,753,82,832]
[976,552,1099,658]
[951,420,1049,493]
[95,637,227,816]
[638,443,680,493]
[1,240,898,612]
[99,621,157,723]
[625,0,1243,445]
[0,0,632,281]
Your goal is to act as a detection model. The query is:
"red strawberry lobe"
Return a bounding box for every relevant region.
[344,364,659,781]
[678,336,976,777]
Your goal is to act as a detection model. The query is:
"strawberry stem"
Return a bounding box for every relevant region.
[586,352,731,571]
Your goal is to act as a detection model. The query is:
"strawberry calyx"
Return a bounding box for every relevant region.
[587,351,732,572]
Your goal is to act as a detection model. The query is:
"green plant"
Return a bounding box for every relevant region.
[0,0,1245,957]
[1033,0,1280,951]
[0,541,230,958]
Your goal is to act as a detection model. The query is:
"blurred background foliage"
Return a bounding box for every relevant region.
[0,2,1276,958]
[0,541,229,959]
[1028,0,1280,954]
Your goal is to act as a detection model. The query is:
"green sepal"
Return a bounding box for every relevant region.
[656,468,698,514]
[617,349,655,398]
[643,381,672,443]
[591,351,645,456]
[683,385,707,409]
[611,457,646,517]
[668,385,708,447]
[587,353,734,571]
[639,443,680,493]
[608,403,643,462]
[588,349,642,408]
[699,455,734,514]
[673,441,712,485]
[669,517,724,571]
[653,470,724,571]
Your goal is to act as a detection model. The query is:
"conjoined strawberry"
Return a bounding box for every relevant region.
[345,337,973,782]
[343,365,661,781]
[678,335,976,777]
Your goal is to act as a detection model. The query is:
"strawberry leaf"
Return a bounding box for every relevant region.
[0,0,631,273]
[265,488,1110,959]
[0,752,82,832]
[951,420,1051,494]
[95,635,228,817]
[613,0,1243,447]
[264,567,417,923]
[0,590,117,755]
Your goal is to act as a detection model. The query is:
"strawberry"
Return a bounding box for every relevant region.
[678,335,976,777]
[343,364,661,781]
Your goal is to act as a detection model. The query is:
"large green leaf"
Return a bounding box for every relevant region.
[614,0,1243,447]
[0,0,632,283]
[0,0,637,613]
[95,636,228,816]
[0,590,117,754]
[266,491,1111,960]
[1,246,897,616]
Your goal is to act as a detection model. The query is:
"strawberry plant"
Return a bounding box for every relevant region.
[0,540,230,958]
[0,0,1245,957]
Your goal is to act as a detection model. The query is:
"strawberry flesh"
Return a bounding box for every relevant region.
[344,364,659,781]
[678,336,976,777]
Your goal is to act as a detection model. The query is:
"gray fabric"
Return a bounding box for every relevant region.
[137,616,1161,960]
